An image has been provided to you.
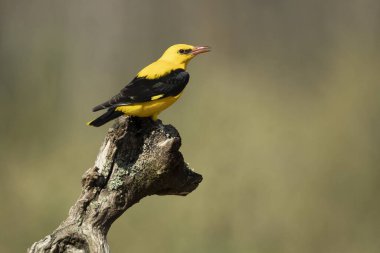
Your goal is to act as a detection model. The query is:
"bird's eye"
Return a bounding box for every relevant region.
[178,49,192,54]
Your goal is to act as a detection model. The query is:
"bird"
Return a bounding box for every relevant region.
[87,44,210,127]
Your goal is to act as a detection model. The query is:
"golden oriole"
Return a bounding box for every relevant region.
[88,44,210,127]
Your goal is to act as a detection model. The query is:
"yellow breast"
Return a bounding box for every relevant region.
[115,93,182,119]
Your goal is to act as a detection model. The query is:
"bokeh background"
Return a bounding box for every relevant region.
[1,0,380,252]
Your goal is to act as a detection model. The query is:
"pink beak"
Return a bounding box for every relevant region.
[192,46,211,56]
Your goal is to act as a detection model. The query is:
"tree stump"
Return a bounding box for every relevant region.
[28,117,202,253]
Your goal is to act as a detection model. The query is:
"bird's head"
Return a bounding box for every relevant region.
[159,44,211,66]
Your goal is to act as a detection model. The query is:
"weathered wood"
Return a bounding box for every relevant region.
[28,117,202,253]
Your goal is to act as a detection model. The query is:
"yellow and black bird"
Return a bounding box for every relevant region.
[88,44,210,127]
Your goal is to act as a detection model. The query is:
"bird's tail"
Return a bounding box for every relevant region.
[87,109,124,127]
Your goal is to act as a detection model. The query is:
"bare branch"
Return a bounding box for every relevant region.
[28,117,202,253]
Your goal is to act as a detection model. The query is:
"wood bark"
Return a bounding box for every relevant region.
[28,117,202,253]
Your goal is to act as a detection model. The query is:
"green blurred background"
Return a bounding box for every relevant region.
[1,0,380,252]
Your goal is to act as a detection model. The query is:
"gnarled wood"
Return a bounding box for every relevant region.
[28,117,202,253]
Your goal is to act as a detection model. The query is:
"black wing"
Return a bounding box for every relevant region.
[92,69,190,112]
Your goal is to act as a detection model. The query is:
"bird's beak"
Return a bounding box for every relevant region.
[192,46,211,56]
